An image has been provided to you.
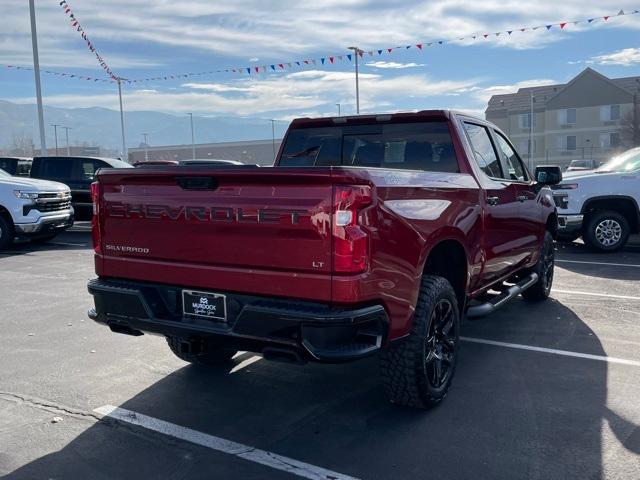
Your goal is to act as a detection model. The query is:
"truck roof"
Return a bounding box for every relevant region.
[288,110,477,128]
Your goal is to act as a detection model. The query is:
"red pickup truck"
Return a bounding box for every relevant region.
[88,111,561,408]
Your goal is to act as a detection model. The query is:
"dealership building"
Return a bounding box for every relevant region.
[128,138,282,166]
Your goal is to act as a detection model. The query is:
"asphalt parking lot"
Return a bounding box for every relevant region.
[1,227,639,480]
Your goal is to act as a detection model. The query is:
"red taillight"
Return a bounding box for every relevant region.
[332,185,372,273]
[90,181,102,254]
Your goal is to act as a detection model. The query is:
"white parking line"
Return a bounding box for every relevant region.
[557,259,640,268]
[93,405,359,480]
[552,289,640,301]
[461,337,640,367]
[229,355,262,374]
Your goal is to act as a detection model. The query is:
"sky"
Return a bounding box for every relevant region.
[2,0,640,122]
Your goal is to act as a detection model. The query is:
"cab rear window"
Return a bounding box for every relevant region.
[279,122,459,173]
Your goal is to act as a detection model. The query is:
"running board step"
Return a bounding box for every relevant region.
[466,272,539,318]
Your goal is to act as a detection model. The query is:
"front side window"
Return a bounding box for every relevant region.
[463,123,502,178]
[495,132,528,181]
[279,122,459,173]
[597,148,640,172]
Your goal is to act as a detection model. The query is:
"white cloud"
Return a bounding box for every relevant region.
[591,47,640,66]
[14,70,480,116]
[2,0,639,66]
[365,61,425,69]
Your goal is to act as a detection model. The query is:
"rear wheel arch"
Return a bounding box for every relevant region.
[421,239,469,312]
[0,206,14,249]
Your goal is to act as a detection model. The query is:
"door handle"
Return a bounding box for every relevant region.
[517,195,528,202]
[487,196,500,206]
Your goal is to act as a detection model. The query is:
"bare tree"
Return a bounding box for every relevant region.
[619,100,640,149]
[8,133,35,156]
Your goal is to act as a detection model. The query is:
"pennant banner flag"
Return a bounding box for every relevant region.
[7,8,636,86]
[58,0,117,80]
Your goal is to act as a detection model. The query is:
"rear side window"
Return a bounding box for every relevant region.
[38,158,74,179]
[0,159,17,175]
[279,122,459,173]
[463,123,502,178]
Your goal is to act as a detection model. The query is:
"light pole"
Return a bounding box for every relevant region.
[270,119,276,160]
[529,92,534,171]
[62,126,71,156]
[336,103,341,116]
[51,124,60,155]
[348,46,362,114]
[29,0,46,155]
[142,133,149,161]
[117,78,127,160]
[187,113,196,160]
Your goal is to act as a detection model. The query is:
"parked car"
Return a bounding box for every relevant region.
[0,167,73,249]
[0,157,32,177]
[87,110,560,409]
[30,156,132,220]
[553,147,640,251]
[565,159,594,172]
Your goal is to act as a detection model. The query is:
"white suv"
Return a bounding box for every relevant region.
[0,168,74,249]
[553,147,640,252]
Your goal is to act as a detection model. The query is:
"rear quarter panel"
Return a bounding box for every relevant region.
[332,168,482,340]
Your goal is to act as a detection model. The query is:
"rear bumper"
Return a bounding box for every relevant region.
[87,278,388,363]
[14,211,74,236]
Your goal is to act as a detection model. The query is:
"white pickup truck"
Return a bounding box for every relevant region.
[0,168,74,249]
[553,147,640,252]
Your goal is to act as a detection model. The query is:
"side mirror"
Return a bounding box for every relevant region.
[534,165,562,186]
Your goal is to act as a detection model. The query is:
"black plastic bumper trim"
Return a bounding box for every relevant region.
[87,278,388,363]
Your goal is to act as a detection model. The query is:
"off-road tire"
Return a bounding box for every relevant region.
[379,275,460,409]
[583,210,630,252]
[166,336,237,366]
[0,215,14,250]
[522,231,554,302]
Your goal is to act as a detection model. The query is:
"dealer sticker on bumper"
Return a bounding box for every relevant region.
[182,290,227,321]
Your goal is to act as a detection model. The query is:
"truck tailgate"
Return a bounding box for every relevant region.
[96,167,334,301]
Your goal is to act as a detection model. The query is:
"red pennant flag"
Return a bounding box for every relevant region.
[483,34,489,38]
[603,16,610,21]
[254,66,259,73]
[560,22,567,29]
[358,51,363,57]
[520,28,526,32]
[278,63,284,69]
[387,48,393,53]
[329,56,334,63]
[416,44,423,49]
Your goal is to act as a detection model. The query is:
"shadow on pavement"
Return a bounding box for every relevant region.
[5,300,639,480]
[0,232,90,258]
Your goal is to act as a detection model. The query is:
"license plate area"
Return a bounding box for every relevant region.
[182,290,227,321]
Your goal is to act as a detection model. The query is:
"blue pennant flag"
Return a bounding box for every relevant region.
[321,58,325,64]
[507,30,513,35]
[346,54,352,61]
[246,68,250,74]
[377,49,382,55]
[588,18,594,22]
[546,25,552,30]
[270,65,275,70]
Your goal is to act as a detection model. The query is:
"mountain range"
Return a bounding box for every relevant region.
[0,100,289,152]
